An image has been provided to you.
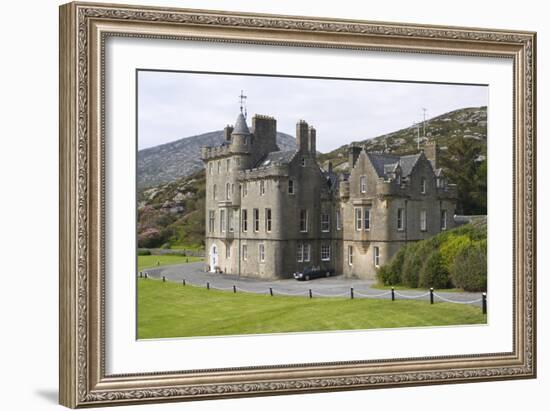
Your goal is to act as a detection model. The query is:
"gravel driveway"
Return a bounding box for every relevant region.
[141,262,484,307]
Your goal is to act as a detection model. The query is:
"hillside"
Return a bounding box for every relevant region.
[318,106,487,172]
[138,130,296,188]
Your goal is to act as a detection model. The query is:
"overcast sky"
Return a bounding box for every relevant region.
[137,70,488,152]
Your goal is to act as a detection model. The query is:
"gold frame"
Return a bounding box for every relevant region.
[59,2,537,408]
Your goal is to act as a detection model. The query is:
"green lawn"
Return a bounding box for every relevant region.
[138,255,203,271]
[137,278,486,339]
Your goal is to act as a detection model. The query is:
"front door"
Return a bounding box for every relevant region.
[210,244,218,273]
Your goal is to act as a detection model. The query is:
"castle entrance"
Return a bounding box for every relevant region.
[209,244,218,273]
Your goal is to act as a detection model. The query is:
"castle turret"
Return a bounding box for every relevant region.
[229,113,251,154]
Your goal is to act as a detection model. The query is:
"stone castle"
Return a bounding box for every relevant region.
[201,110,457,280]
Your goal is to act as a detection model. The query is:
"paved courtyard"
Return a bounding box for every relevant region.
[140,262,484,306]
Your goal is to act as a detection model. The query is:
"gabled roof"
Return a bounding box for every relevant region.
[366,152,423,178]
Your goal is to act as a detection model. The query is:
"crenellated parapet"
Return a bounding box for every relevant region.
[201,145,231,161]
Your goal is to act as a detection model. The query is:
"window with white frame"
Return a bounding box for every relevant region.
[348,245,353,266]
[265,208,272,232]
[373,246,380,267]
[336,209,342,230]
[440,209,447,230]
[397,208,405,231]
[242,209,248,232]
[360,175,367,193]
[299,209,308,232]
[321,244,331,261]
[253,208,260,232]
[288,179,295,195]
[259,244,265,262]
[303,243,311,262]
[420,209,427,231]
[208,210,215,233]
[421,177,426,194]
[220,209,226,233]
[355,208,362,231]
[296,243,303,262]
[321,212,330,232]
[364,208,371,230]
[242,244,248,261]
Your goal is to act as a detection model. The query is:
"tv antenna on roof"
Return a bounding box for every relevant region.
[238,90,248,119]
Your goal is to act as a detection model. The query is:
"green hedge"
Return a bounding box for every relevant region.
[376,220,487,291]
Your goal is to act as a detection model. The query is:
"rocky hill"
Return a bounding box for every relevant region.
[318,106,487,172]
[138,130,296,188]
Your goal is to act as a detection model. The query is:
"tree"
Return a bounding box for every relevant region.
[439,136,486,215]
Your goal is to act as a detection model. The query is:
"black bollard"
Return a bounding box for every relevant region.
[162,276,166,282]
[139,272,142,278]
[233,285,236,293]
[350,287,354,299]
[430,288,434,304]
[182,279,186,286]
[391,287,395,301]
[309,289,312,299]
[482,293,487,314]
[269,287,273,296]
[207,282,210,290]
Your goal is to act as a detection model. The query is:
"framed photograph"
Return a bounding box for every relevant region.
[59,2,536,408]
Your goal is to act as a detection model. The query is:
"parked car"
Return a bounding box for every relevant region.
[293,266,333,281]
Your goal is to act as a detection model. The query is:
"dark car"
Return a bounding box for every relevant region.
[293,266,333,281]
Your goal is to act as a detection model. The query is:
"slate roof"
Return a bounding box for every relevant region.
[255,150,297,167]
[232,113,250,135]
[366,152,422,178]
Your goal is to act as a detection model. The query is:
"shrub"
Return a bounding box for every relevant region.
[451,241,487,291]
[419,251,451,289]
[137,248,151,256]
[376,247,406,285]
[439,234,471,271]
[401,244,424,288]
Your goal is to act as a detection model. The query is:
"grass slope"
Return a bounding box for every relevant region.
[137,278,486,339]
[138,255,203,271]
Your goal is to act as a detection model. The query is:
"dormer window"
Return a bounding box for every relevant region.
[421,177,426,194]
[396,174,401,186]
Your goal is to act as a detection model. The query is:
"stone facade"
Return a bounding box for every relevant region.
[201,112,457,280]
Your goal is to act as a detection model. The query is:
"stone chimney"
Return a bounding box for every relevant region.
[308,126,316,157]
[296,120,309,152]
[224,125,233,142]
[424,141,439,169]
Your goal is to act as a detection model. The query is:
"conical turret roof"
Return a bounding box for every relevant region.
[232,112,250,135]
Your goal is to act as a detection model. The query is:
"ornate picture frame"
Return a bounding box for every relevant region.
[59,2,536,408]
